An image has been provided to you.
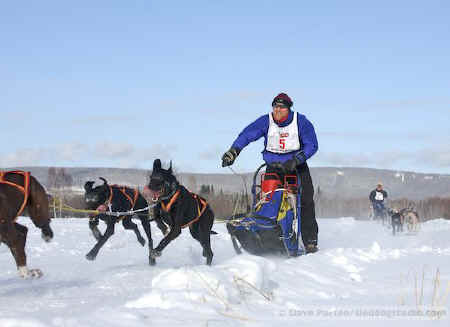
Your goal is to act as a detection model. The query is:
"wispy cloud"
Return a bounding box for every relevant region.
[313,144,450,172]
[2,142,448,174]
[416,146,450,168]
[0,142,178,168]
[368,97,450,109]
[320,131,426,140]
[94,142,134,158]
[343,97,450,114]
[198,145,223,160]
[0,148,49,167]
[58,143,90,160]
[138,144,178,161]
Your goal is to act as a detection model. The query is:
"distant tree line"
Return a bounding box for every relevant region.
[43,192,450,220]
[314,195,450,220]
[42,170,450,221]
[48,167,73,189]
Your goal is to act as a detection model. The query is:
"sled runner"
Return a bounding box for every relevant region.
[226,163,303,257]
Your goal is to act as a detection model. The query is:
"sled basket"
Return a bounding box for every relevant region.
[226,163,302,257]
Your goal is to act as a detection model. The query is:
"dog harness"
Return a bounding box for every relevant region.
[160,189,208,228]
[0,170,31,223]
[160,189,181,212]
[104,185,139,215]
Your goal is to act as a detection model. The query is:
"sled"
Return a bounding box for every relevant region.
[226,163,303,257]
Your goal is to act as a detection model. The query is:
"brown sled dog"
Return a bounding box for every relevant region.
[0,171,53,278]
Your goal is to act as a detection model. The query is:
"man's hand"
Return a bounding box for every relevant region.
[283,151,306,172]
[221,148,240,167]
[283,158,298,172]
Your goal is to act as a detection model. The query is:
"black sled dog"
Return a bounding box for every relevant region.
[388,208,403,236]
[144,159,215,265]
[84,177,167,265]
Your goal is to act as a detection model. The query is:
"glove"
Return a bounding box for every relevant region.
[221,148,240,167]
[283,151,306,172]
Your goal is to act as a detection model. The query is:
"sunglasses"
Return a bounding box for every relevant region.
[272,104,289,109]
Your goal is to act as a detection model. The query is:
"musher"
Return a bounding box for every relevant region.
[221,92,319,253]
[369,183,388,219]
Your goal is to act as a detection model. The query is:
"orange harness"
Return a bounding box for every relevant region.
[160,190,208,229]
[0,170,31,222]
[106,184,139,210]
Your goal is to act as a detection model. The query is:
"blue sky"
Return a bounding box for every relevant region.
[1,0,449,174]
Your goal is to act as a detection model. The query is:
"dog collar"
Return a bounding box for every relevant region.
[158,186,178,201]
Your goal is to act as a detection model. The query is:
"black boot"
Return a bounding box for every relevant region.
[305,243,319,254]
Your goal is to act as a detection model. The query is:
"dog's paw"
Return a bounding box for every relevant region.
[85,251,97,261]
[18,266,43,279]
[149,249,162,258]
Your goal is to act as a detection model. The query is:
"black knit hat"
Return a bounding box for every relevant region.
[272,93,293,108]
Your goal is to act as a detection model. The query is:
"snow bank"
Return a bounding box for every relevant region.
[0,217,449,326]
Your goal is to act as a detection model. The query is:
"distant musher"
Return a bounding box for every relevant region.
[369,183,388,220]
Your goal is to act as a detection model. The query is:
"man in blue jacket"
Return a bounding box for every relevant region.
[221,93,319,253]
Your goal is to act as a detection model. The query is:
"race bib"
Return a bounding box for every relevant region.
[375,191,384,201]
[266,112,301,154]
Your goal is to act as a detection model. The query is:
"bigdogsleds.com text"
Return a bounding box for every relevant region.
[278,307,447,320]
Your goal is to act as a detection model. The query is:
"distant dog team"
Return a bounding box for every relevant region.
[389,207,420,235]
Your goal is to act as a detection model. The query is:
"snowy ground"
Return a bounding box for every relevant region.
[1,217,449,327]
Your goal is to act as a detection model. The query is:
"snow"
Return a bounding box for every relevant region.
[1,217,449,326]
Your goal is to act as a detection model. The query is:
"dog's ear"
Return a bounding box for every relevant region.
[168,160,173,175]
[99,177,108,185]
[153,159,162,172]
[84,181,95,192]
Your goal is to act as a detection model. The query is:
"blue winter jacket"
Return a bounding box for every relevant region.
[231,110,318,164]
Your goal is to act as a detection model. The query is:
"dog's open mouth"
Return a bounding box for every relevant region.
[143,186,162,203]
[96,204,108,212]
